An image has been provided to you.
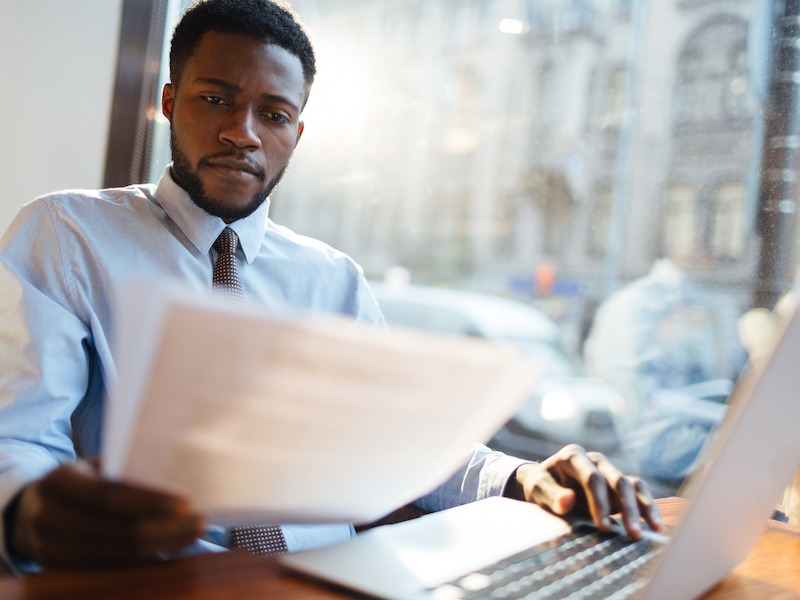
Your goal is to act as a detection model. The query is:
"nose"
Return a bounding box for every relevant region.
[219,107,261,150]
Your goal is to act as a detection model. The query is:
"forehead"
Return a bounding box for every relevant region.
[182,31,307,106]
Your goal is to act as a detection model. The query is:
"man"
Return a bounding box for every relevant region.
[0,0,662,572]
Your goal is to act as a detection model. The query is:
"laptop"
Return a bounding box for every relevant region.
[280,305,800,599]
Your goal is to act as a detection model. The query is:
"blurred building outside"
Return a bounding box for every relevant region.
[242,0,768,377]
[141,0,799,480]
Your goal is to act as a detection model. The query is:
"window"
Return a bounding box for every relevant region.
[131,0,799,495]
[708,180,746,260]
[663,182,699,262]
[674,16,750,125]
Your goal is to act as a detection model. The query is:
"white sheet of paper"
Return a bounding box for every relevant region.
[103,283,537,525]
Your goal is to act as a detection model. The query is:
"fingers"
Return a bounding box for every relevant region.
[12,464,205,569]
[632,477,665,533]
[41,463,194,517]
[512,455,590,524]
[516,445,665,539]
[587,453,665,535]
[515,463,577,515]
[30,509,204,569]
[588,452,640,536]
[512,446,606,527]
[560,448,617,531]
[33,490,204,549]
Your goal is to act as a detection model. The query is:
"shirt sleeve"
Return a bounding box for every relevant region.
[354,275,387,327]
[354,286,531,512]
[413,443,534,513]
[0,200,94,570]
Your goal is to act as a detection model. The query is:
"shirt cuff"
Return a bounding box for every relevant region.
[0,466,55,574]
[476,453,535,500]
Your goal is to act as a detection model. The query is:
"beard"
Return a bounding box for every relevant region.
[169,128,288,222]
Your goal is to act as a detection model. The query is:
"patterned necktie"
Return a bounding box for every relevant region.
[211,227,289,555]
[212,227,244,303]
[229,525,289,556]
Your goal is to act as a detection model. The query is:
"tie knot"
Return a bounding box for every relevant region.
[214,227,239,256]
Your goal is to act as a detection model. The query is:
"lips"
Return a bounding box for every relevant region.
[203,157,264,179]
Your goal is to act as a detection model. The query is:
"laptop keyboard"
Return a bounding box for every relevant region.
[431,524,664,599]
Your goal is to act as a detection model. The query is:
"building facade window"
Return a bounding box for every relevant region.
[708,180,746,260]
[674,16,749,125]
[663,182,699,262]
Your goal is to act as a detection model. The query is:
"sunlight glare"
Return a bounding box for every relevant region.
[499,18,528,35]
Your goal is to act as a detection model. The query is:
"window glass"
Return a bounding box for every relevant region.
[146,0,799,496]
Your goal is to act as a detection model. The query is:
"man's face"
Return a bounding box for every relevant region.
[162,31,307,222]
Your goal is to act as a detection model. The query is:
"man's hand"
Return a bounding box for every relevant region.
[7,462,205,569]
[505,444,664,539]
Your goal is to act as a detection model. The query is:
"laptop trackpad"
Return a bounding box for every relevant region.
[280,497,571,599]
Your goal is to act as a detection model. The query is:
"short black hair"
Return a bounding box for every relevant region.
[169,0,316,90]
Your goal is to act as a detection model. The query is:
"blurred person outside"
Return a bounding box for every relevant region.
[584,258,727,434]
[738,289,800,524]
[0,0,662,573]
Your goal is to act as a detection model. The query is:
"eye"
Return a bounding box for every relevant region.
[200,95,228,106]
[262,111,290,124]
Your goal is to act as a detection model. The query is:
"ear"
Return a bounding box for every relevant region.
[161,84,175,121]
[296,121,304,145]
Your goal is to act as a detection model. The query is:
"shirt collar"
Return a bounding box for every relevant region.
[154,166,270,264]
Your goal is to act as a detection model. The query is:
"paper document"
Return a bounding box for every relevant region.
[102,283,537,525]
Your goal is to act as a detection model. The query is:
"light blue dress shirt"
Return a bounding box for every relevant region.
[0,168,529,571]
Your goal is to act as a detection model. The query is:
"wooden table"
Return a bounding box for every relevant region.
[656,497,800,599]
[0,498,797,599]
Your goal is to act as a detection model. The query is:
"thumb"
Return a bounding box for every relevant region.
[80,458,101,473]
[517,465,578,515]
[544,485,577,516]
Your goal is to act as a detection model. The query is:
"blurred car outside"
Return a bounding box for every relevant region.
[368,281,626,459]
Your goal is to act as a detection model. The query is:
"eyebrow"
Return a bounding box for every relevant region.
[194,77,301,113]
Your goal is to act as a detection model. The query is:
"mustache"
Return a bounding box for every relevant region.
[198,152,266,180]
